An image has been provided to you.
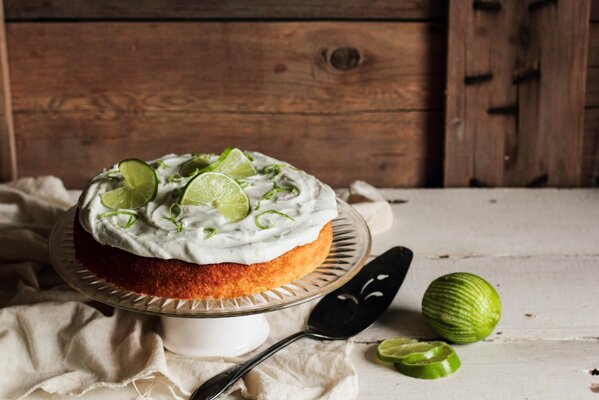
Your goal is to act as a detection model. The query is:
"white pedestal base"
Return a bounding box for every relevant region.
[160,314,270,357]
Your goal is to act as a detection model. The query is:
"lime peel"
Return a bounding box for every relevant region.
[422,272,501,344]
[255,210,295,230]
[376,338,461,380]
[99,159,158,210]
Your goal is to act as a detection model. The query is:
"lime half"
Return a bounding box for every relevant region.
[393,343,461,379]
[180,172,250,222]
[377,338,445,363]
[207,148,257,178]
[100,159,158,210]
[180,154,211,177]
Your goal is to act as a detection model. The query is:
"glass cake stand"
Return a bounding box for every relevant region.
[49,199,371,357]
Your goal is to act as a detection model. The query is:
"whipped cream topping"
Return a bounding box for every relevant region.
[78,152,338,264]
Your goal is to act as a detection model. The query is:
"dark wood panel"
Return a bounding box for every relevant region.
[445,0,590,187]
[8,23,445,114]
[582,109,599,186]
[14,110,443,188]
[591,0,599,21]
[7,22,445,188]
[4,0,447,20]
[0,1,16,181]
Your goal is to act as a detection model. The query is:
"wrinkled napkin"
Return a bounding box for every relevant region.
[338,181,394,235]
[0,176,358,400]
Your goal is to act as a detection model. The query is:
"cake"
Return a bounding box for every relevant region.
[74,149,338,299]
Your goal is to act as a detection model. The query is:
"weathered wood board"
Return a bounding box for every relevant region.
[7,22,445,188]
[371,188,599,258]
[445,0,591,187]
[3,0,447,20]
[0,1,16,182]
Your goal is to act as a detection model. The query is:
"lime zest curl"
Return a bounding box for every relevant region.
[204,226,218,239]
[97,210,139,229]
[154,159,168,169]
[255,210,295,230]
[163,203,184,232]
[255,182,300,211]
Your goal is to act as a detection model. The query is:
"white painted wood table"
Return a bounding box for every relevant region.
[35,189,599,399]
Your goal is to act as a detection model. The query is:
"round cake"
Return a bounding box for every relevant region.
[74,149,338,299]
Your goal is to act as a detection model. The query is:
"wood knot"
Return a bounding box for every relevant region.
[330,47,361,71]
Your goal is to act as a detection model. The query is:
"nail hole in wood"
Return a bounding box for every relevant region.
[525,174,549,187]
[513,67,540,85]
[487,104,519,116]
[464,73,494,85]
[469,177,491,188]
[330,47,361,71]
[472,0,502,13]
[528,0,557,12]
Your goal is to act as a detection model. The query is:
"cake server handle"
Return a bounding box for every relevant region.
[190,330,312,400]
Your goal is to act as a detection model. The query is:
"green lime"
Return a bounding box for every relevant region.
[180,154,211,177]
[422,272,501,344]
[180,172,250,222]
[209,148,257,178]
[100,159,158,210]
[394,343,461,379]
[376,338,446,363]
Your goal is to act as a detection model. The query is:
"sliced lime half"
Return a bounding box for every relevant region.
[377,338,445,363]
[393,343,461,379]
[207,148,257,178]
[180,154,212,177]
[100,159,158,210]
[180,171,250,222]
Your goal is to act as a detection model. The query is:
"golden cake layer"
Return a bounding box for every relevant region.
[73,213,333,299]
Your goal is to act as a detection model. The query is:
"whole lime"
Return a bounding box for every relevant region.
[421,272,501,344]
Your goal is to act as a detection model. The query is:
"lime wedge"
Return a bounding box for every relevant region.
[207,148,257,178]
[377,338,446,363]
[180,154,211,177]
[180,172,250,222]
[100,159,158,210]
[393,343,461,379]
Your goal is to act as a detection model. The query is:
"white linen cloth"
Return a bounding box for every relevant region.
[338,180,394,235]
[0,177,358,400]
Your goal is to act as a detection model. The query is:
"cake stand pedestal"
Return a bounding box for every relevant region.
[49,200,371,357]
[161,314,270,357]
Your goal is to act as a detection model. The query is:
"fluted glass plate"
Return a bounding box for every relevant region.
[49,199,371,317]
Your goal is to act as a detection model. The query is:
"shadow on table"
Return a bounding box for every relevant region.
[377,306,438,339]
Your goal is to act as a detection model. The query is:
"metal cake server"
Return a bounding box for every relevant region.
[190,246,413,400]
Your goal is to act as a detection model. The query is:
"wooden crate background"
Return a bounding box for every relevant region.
[0,0,596,188]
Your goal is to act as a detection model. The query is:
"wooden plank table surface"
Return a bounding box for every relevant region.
[32,189,599,399]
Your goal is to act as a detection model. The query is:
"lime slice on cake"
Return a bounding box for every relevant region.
[180,148,256,179]
[393,343,461,379]
[209,148,257,178]
[180,154,212,177]
[100,159,158,210]
[180,171,250,222]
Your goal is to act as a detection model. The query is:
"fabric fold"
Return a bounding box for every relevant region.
[0,176,358,400]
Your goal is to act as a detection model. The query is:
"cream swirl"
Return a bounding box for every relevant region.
[78,152,338,264]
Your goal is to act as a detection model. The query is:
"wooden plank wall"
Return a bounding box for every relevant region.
[445,0,593,187]
[1,1,598,187]
[1,1,447,189]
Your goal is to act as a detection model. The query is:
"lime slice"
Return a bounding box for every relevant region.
[422,272,501,343]
[376,338,446,363]
[207,148,257,178]
[394,343,461,379]
[180,172,250,222]
[100,159,158,210]
[180,154,211,177]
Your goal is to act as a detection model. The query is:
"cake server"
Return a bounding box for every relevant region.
[190,246,413,400]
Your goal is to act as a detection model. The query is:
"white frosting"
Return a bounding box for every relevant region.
[78,152,338,264]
